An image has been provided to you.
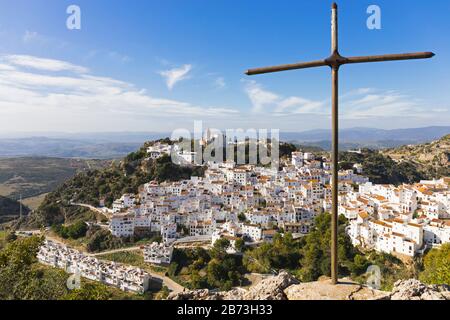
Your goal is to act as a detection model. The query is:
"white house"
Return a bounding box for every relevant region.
[144,242,173,264]
[242,223,262,242]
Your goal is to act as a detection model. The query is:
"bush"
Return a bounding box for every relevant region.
[420,244,450,285]
[51,221,88,240]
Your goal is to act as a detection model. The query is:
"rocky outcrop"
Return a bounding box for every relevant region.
[387,279,450,300]
[167,273,449,301]
[168,271,298,300]
[284,277,388,300]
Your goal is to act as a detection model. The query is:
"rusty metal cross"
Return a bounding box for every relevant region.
[245,2,434,285]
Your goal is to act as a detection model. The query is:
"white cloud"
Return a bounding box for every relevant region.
[159,64,192,90]
[1,54,88,73]
[340,90,429,120]
[243,80,325,114]
[214,77,226,89]
[0,55,237,132]
[23,31,45,44]
[243,80,279,112]
[243,80,448,125]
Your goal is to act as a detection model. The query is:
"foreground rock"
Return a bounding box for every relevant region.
[167,273,449,300]
[387,279,450,300]
[285,277,387,300]
[168,271,298,300]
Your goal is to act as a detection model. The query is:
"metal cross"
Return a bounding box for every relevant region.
[245,2,434,285]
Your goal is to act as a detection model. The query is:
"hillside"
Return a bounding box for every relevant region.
[337,134,450,185]
[0,157,111,200]
[381,134,450,178]
[0,195,30,223]
[339,149,425,185]
[23,142,205,227]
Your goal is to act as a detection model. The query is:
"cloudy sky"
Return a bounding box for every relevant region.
[0,0,449,133]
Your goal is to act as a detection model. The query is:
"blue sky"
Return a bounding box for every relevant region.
[0,0,448,132]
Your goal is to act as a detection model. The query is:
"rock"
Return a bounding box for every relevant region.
[167,276,449,301]
[167,289,221,300]
[388,279,449,300]
[167,271,298,300]
[242,271,299,300]
[285,277,387,300]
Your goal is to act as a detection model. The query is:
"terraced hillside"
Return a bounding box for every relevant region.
[381,134,450,179]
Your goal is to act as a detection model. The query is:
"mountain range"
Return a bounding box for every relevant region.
[0,126,448,158]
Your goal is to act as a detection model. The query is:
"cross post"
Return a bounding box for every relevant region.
[245,2,434,285]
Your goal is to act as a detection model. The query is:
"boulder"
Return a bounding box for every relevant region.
[388,279,450,300]
[284,277,387,300]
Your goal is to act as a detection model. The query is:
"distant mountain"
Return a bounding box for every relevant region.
[0,127,448,157]
[281,126,450,150]
[0,137,142,159]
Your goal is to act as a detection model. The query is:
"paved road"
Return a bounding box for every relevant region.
[150,272,185,294]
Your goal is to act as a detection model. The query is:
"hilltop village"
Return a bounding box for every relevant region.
[37,141,450,293]
[110,143,449,259]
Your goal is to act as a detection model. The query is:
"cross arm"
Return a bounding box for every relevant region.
[245,59,328,75]
[344,52,435,65]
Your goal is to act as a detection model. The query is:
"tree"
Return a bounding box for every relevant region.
[210,238,230,260]
[243,233,301,274]
[63,282,115,300]
[420,244,450,285]
[5,232,17,243]
[298,213,356,281]
[235,239,245,252]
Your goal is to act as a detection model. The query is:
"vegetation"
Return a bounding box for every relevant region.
[85,226,125,253]
[420,244,450,285]
[382,134,450,179]
[168,240,245,291]
[339,149,425,185]
[243,233,300,273]
[97,251,145,267]
[51,221,88,240]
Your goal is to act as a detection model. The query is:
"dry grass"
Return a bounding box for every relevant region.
[21,193,49,210]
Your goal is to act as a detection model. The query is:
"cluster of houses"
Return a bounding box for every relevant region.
[37,240,151,293]
[104,143,449,260]
[146,141,197,164]
[345,178,450,256]
[107,147,368,259]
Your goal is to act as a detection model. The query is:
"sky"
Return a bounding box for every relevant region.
[0,0,449,133]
